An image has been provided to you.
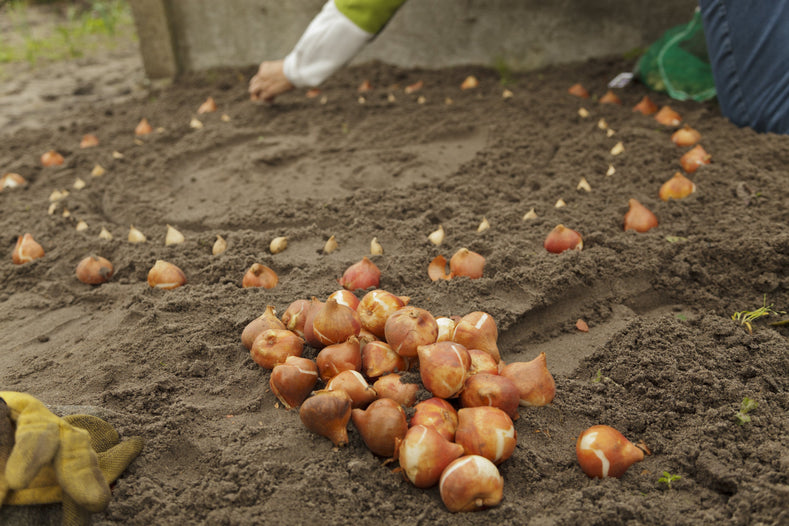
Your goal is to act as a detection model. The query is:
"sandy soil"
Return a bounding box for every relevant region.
[1,21,788,526]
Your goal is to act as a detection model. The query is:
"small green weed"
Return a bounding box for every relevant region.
[658,471,681,489]
[492,57,513,86]
[735,397,758,425]
[731,295,785,333]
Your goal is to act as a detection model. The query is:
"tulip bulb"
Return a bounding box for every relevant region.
[632,96,658,115]
[135,118,153,135]
[576,425,645,478]
[1,173,26,191]
[281,299,312,338]
[91,164,106,177]
[270,356,319,409]
[460,374,520,421]
[312,298,362,347]
[357,289,406,338]
[302,297,326,349]
[197,96,217,114]
[250,329,304,370]
[477,217,490,232]
[76,255,114,285]
[41,150,64,167]
[568,83,589,98]
[361,340,407,378]
[455,406,516,464]
[452,311,500,363]
[680,144,711,174]
[338,257,381,291]
[410,397,458,442]
[351,398,408,457]
[598,90,622,105]
[499,352,556,407]
[128,225,147,243]
[428,225,445,246]
[299,390,352,447]
[212,235,227,255]
[654,106,681,126]
[522,207,537,220]
[671,125,701,147]
[370,237,383,255]
[449,248,485,279]
[544,224,583,254]
[418,341,471,399]
[372,374,419,408]
[147,260,186,290]
[326,370,377,409]
[467,349,499,376]
[624,199,658,233]
[80,134,99,148]
[241,306,285,350]
[460,75,479,90]
[397,425,464,488]
[270,236,288,254]
[327,289,360,310]
[242,263,278,289]
[165,224,185,246]
[659,172,696,201]
[12,233,45,265]
[316,337,362,382]
[323,235,338,254]
[440,455,504,513]
[98,227,113,241]
[385,306,438,358]
[435,317,457,342]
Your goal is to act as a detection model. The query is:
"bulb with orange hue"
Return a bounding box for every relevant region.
[568,83,589,98]
[598,90,622,105]
[1,173,27,191]
[460,373,520,421]
[428,255,452,281]
[312,297,362,347]
[624,199,658,233]
[338,257,381,291]
[460,75,479,90]
[659,172,696,201]
[435,316,457,342]
[147,260,186,289]
[241,305,286,350]
[41,150,64,167]
[372,373,419,408]
[544,224,583,254]
[449,248,485,279]
[384,306,438,358]
[303,297,326,349]
[410,397,458,442]
[654,106,681,126]
[12,234,45,265]
[197,96,217,114]
[75,255,114,285]
[281,299,312,338]
[135,118,153,135]
[576,425,645,478]
[326,369,377,409]
[671,125,701,147]
[680,144,711,174]
[361,340,407,378]
[467,348,499,376]
[315,336,362,382]
[250,329,304,370]
[270,356,319,409]
[327,289,360,310]
[455,406,517,465]
[499,352,556,407]
[439,455,504,513]
[396,424,465,488]
[299,389,352,447]
[80,134,99,148]
[418,341,471,399]
[351,397,408,457]
[357,289,407,338]
[452,311,500,363]
[242,263,278,289]
[632,95,658,115]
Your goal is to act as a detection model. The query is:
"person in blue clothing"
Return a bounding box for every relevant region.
[249,0,789,134]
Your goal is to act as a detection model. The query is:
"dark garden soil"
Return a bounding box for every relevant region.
[0,31,787,526]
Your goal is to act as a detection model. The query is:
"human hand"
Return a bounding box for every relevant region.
[249,59,295,102]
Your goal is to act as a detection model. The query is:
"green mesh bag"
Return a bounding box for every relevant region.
[635,8,716,102]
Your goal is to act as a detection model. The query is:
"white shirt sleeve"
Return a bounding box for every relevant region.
[282,0,373,88]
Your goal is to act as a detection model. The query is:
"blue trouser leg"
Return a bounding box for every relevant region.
[699,0,789,134]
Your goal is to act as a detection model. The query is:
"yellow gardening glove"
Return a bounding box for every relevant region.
[0,392,143,526]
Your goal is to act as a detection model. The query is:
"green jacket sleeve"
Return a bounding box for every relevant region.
[334,0,407,34]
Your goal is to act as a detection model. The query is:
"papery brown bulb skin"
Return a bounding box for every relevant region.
[397,425,465,488]
[499,352,556,407]
[455,407,517,465]
[339,257,381,291]
[568,83,589,98]
[242,263,278,289]
[299,390,352,447]
[147,260,187,290]
[385,306,438,358]
[428,255,452,281]
[270,356,319,409]
[671,125,701,147]
[357,289,406,338]
[361,340,407,378]
[12,233,45,264]
[680,144,711,174]
[41,150,64,167]
[352,398,408,457]
[410,397,458,442]
[315,336,362,382]
[544,224,583,254]
[449,248,485,279]
[418,341,471,399]
[439,455,504,513]
[654,105,682,126]
[75,255,114,285]
[467,349,499,376]
[460,373,520,421]
[303,298,326,349]
[372,373,419,408]
[452,311,500,363]
[624,199,658,233]
[576,425,645,478]
[328,289,360,310]
[241,306,286,350]
[135,118,153,136]
[659,172,696,201]
[281,299,311,338]
[598,90,622,105]
[632,95,658,115]
[312,298,362,347]
[326,369,377,409]
[250,329,304,370]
